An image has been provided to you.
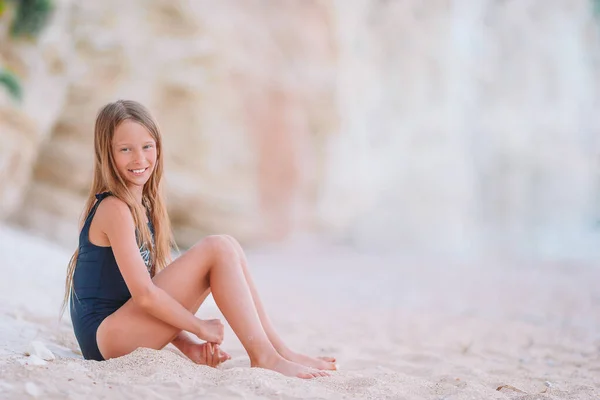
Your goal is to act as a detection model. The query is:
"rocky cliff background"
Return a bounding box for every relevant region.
[1,0,600,260]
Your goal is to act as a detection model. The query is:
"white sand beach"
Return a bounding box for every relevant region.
[0,223,599,399]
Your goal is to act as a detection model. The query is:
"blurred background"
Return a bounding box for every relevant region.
[1,0,600,262]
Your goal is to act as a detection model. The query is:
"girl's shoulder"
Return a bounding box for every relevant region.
[95,194,132,223]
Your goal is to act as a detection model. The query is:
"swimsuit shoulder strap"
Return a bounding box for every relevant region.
[80,191,112,243]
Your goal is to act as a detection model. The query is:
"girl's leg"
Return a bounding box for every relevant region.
[96,235,327,378]
[222,235,337,371]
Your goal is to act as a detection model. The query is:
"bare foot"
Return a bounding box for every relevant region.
[283,351,338,371]
[184,343,231,367]
[318,356,337,363]
[253,354,330,379]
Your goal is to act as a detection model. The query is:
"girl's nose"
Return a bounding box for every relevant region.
[132,148,144,162]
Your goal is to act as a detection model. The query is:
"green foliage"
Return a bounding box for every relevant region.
[9,0,54,39]
[0,0,54,102]
[0,68,23,101]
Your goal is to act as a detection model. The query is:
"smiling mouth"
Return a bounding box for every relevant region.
[128,167,149,176]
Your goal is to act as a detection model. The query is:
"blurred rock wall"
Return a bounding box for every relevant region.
[1,0,599,259]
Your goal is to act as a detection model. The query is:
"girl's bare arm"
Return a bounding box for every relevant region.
[96,196,223,344]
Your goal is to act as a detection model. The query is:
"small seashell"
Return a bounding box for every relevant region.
[26,341,55,361]
[496,384,527,393]
[26,355,48,366]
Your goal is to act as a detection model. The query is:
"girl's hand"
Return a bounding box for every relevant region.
[196,318,224,344]
[185,342,231,367]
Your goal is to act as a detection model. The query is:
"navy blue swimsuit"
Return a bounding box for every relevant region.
[70,192,153,361]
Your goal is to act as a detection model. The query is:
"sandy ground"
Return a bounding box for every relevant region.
[0,223,599,399]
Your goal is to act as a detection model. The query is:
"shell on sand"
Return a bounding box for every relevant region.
[26,341,55,361]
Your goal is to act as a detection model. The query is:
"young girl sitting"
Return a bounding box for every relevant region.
[61,100,336,379]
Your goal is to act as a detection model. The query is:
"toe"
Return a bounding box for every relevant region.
[325,362,337,371]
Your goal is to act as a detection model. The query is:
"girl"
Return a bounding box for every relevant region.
[61,100,336,379]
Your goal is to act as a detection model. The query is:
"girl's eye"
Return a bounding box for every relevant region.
[120,148,130,152]
[144,144,154,150]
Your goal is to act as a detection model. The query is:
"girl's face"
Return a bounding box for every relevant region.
[112,120,157,190]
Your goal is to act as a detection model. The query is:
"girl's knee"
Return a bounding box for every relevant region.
[202,235,238,260]
[222,234,241,249]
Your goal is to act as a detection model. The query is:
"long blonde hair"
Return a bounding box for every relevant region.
[59,100,176,318]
